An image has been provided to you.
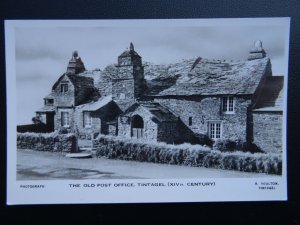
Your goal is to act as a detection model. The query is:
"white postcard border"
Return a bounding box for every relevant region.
[6,18,289,205]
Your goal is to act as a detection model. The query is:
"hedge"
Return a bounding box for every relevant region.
[93,135,282,175]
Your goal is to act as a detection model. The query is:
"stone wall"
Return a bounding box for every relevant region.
[251,60,272,106]
[133,65,146,99]
[111,65,145,100]
[118,116,132,139]
[53,75,75,107]
[54,107,74,132]
[176,119,209,145]
[112,78,135,100]
[157,121,178,144]
[51,74,95,133]
[73,101,122,139]
[118,107,158,141]
[96,67,113,97]
[155,95,252,142]
[253,112,283,153]
[118,55,141,66]
[118,106,179,144]
[118,56,133,66]
[17,132,79,153]
[73,106,99,139]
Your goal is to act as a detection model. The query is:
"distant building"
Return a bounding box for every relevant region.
[34,41,283,153]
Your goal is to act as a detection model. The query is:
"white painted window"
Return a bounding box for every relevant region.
[61,112,70,127]
[208,122,222,139]
[132,128,143,139]
[83,111,92,128]
[131,115,144,139]
[222,96,235,113]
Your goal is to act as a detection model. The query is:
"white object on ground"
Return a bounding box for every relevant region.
[65,153,92,158]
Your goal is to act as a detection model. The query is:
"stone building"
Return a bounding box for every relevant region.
[118,102,178,144]
[33,41,284,152]
[74,95,122,139]
[36,51,99,134]
[252,76,284,153]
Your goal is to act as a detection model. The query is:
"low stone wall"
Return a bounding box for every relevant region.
[17,132,79,153]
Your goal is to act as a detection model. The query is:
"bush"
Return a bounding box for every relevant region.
[213,139,237,152]
[58,127,69,134]
[213,139,263,153]
[93,135,282,175]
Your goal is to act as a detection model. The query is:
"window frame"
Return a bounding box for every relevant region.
[61,111,70,127]
[60,83,69,93]
[83,111,92,128]
[189,117,193,126]
[222,96,235,114]
[132,128,143,139]
[44,98,54,106]
[208,121,222,140]
[131,115,144,139]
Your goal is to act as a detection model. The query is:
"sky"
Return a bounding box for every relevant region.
[12,20,290,124]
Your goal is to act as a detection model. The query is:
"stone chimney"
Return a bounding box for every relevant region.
[118,43,142,66]
[248,40,266,60]
[66,51,86,74]
[130,42,134,51]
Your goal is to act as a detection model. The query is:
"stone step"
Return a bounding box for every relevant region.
[80,147,96,151]
[65,153,92,158]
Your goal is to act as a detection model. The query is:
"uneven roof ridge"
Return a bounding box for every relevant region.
[146,57,271,96]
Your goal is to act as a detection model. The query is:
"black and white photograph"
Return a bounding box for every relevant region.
[6,18,289,204]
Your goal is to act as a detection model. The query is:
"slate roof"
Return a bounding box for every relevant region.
[101,65,118,78]
[78,95,113,111]
[36,105,55,112]
[52,73,94,91]
[119,50,141,58]
[101,64,124,79]
[144,59,196,96]
[67,74,94,89]
[145,57,271,96]
[100,64,136,80]
[253,76,284,112]
[114,100,136,112]
[123,102,178,123]
[43,93,55,99]
[79,69,101,80]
